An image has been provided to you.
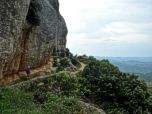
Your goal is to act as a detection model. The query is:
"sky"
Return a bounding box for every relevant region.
[58,0,152,57]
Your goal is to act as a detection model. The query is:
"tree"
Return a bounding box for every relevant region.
[79,59,152,113]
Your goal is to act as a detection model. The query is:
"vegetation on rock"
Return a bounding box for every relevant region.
[1,54,152,113]
[59,50,66,58]
[71,58,79,65]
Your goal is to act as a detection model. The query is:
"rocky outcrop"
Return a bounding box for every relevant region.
[61,57,78,71]
[0,0,68,81]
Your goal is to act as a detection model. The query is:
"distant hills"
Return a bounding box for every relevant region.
[94,56,152,86]
[94,56,152,62]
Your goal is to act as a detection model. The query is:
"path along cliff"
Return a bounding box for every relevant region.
[0,61,106,114]
[3,62,87,90]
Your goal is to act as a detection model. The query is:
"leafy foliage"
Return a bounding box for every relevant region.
[56,58,70,72]
[60,50,66,57]
[26,1,43,26]
[60,58,70,67]
[65,51,69,56]
[1,53,152,114]
[71,58,79,65]
[80,56,152,113]
[83,54,87,57]
[51,71,78,97]
[66,48,70,52]
[53,52,57,56]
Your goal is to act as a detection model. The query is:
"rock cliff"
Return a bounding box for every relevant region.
[0,0,68,81]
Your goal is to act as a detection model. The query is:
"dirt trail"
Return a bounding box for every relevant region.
[6,62,87,89]
[72,62,86,74]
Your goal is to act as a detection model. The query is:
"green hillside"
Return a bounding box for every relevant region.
[136,72,152,87]
[1,54,152,114]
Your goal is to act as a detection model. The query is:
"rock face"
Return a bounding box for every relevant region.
[0,0,68,80]
[61,57,78,71]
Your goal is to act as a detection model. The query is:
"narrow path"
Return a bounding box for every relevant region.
[7,62,87,90]
[72,62,86,74]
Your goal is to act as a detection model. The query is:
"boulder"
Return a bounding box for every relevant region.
[51,67,58,74]
[76,59,81,64]
[0,0,68,82]
[37,82,44,87]
[64,68,67,71]
[74,54,77,58]
[66,67,72,71]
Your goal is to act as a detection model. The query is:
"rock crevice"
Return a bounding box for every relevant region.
[0,0,68,81]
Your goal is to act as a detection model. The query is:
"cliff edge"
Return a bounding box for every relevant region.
[0,0,68,82]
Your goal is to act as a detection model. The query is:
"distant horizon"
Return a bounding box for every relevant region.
[75,54,152,58]
[94,56,152,57]
[60,0,152,57]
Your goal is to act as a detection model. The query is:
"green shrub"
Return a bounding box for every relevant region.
[42,77,50,85]
[53,58,58,67]
[56,66,64,72]
[53,52,57,56]
[60,51,65,57]
[66,48,69,52]
[26,1,43,26]
[52,48,58,56]
[60,58,70,67]
[71,58,79,65]
[76,77,92,98]
[0,87,36,113]
[19,74,27,81]
[80,59,152,113]
[51,71,78,97]
[65,51,69,56]
[83,54,87,57]
[53,48,57,53]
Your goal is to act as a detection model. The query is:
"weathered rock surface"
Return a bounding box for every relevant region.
[0,0,68,81]
[61,57,78,71]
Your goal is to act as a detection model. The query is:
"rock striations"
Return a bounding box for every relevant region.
[0,0,68,83]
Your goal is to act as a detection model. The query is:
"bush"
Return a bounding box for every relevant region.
[0,87,36,113]
[65,51,69,56]
[76,77,92,98]
[60,51,65,58]
[71,58,79,65]
[51,71,78,97]
[60,58,70,67]
[66,48,69,52]
[53,52,57,56]
[42,77,50,85]
[19,74,27,81]
[26,1,43,26]
[53,58,58,67]
[80,59,152,113]
[83,54,87,57]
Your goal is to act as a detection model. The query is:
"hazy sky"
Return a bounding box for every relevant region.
[59,0,152,57]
